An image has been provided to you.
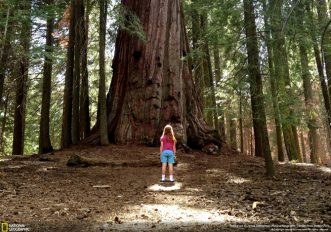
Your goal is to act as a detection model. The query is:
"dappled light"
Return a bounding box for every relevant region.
[318,166,331,173]
[1,0,331,230]
[147,182,183,191]
[108,203,249,231]
[226,175,251,184]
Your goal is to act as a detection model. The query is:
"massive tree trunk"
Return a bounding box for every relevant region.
[12,1,32,155]
[62,2,75,148]
[39,0,54,154]
[89,0,220,151]
[243,0,275,176]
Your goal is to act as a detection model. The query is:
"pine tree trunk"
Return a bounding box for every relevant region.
[262,0,285,161]
[270,0,299,161]
[213,43,226,140]
[72,0,84,144]
[88,0,220,152]
[317,0,331,105]
[0,6,11,104]
[80,0,91,140]
[39,1,54,154]
[230,117,237,150]
[239,91,244,153]
[200,13,218,128]
[299,43,320,164]
[244,0,275,176]
[98,0,109,145]
[292,125,302,162]
[0,93,8,153]
[300,130,307,163]
[12,1,32,155]
[191,0,204,110]
[308,2,331,134]
[62,2,75,148]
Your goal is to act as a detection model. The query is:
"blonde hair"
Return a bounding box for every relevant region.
[162,124,176,142]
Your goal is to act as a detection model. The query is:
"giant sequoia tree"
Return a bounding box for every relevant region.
[89,0,220,150]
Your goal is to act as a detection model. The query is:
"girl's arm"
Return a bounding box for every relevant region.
[160,142,163,157]
[174,141,176,158]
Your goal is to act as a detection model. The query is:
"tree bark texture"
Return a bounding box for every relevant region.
[244,0,275,176]
[299,43,320,164]
[200,13,218,128]
[98,0,109,145]
[79,0,91,140]
[239,92,244,153]
[0,93,8,153]
[94,0,220,151]
[317,0,331,105]
[213,43,226,140]
[12,1,32,155]
[270,0,300,161]
[62,2,75,148]
[310,1,331,134]
[39,1,54,154]
[262,0,285,161]
[230,117,237,150]
[72,0,84,144]
[191,0,204,111]
[0,6,12,105]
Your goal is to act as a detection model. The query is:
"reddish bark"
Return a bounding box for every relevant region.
[88,0,220,152]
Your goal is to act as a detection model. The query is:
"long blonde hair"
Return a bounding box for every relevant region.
[162,124,176,142]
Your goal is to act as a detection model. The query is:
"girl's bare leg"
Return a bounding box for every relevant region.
[162,163,167,175]
[169,163,174,175]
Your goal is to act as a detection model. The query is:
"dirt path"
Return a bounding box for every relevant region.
[0,144,330,231]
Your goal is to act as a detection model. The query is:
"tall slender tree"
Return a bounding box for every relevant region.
[213,43,226,140]
[72,0,84,144]
[0,5,12,104]
[262,0,285,161]
[39,0,54,154]
[98,0,109,145]
[79,0,91,140]
[62,2,75,148]
[296,4,320,163]
[270,0,300,161]
[317,0,331,104]
[12,1,32,155]
[243,0,275,176]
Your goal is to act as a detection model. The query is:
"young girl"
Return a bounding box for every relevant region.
[160,124,177,182]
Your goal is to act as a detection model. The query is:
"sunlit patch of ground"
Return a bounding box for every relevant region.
[226,175,250,184]
[108,203,249,231]
[318,166,331,173]
[147,182,183,191]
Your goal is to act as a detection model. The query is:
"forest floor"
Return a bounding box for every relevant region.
[0,144,330,232]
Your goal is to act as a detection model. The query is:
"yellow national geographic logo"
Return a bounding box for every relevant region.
[1,222,8,232]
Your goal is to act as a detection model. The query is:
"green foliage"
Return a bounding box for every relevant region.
[112,4,146,43]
